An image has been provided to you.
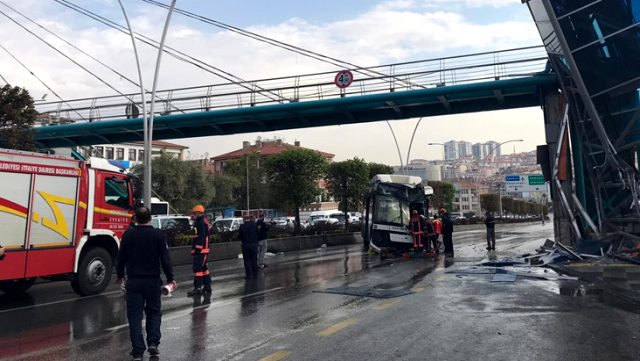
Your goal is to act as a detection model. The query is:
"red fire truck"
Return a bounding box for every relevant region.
[0,148,138,296]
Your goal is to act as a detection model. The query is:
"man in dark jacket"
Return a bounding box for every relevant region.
[485,210,496,251]
[440,209,455,257]
[239,215,259,279]
[188,204,212,296]
[256,213,270,268]
[116,207,174,361]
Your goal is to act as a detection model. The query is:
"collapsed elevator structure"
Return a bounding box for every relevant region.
[526,0,640,253]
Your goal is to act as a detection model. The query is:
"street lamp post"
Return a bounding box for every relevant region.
[246,155,250,212]
[118,0,177,208]
[488,139,524,216]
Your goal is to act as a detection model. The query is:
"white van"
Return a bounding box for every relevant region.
[308,210,347,226]
[212,217,244,232]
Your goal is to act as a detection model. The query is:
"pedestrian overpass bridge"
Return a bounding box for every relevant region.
[29,0,640,276]
[32,46,553,148]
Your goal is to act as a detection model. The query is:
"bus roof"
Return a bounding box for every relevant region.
[371,174,423,187]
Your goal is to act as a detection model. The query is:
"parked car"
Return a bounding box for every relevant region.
[212,217,244,232]
[273,216,296,230]
[151,215,193,246]
[309,211,347,227]
[348,211,362,223]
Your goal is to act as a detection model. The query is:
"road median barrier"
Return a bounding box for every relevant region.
[169,232,361,266]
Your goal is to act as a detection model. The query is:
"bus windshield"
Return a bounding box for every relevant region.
[373,195,410,225]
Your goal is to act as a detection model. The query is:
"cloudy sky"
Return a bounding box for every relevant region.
[0,0,545,164]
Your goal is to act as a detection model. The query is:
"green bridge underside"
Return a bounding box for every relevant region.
[34,75,557,148]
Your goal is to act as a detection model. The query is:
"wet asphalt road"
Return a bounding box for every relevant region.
[1,222,639,361]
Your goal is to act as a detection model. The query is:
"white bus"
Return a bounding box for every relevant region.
[362,174,433,253]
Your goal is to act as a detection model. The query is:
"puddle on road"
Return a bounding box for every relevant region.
[546,283,604,298]
[541,281,640,314]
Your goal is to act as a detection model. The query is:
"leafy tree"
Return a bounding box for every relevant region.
[325,158,369,229]
[427,181,456,212]
[502,197,514,217]
[0,85,36,150]
[132,152,213,213]
[211,173,241,207]
[224,152,269,209]
[265,148,328,233]
[480,194,500,213]
[367,162,394,180]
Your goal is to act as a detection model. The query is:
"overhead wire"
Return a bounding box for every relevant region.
[0,0,184,114]
[0,7,140,109]
[142,0,423,161]
[141,0,422,88]
[0,43,85,120]
[54,0,285,103]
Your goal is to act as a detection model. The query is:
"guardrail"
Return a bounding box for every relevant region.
[35,45,548,124]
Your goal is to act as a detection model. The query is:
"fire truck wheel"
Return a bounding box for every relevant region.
[72,247,112,296]
[0,278,36,296]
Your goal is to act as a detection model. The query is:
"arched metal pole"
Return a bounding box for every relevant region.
[405,117,423,171]
[117,0,149,206]
[144,0,177,207]
[386,121,404,174]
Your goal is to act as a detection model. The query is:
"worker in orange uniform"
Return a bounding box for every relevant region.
[409,209,425,251]
[188,205,212,296]
[432,214,443,254]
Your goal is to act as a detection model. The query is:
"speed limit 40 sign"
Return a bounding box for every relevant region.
[334,70,354,89]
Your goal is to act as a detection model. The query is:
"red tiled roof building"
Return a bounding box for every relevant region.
[211,139,334,174]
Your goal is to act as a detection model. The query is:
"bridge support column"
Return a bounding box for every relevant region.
[543,90,575,246]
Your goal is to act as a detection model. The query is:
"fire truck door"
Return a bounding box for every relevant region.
[24,174,79,278]
[93,173,132,238]
[0,172,32,280]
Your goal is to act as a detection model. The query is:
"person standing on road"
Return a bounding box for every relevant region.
[188,205,212,297]
[433,214,443,253]
[409,209,425,251]
[256,213,270,268]
[485,210,496,251]
[116,207,175,361]
[425,217,438,254]
[239,215,259,279]
[441,209,455,257]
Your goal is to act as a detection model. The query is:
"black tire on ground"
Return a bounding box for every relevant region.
[72,247,112,296]
[0,278,36,295]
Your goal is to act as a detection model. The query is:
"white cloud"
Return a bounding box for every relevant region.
[421,0,518,9]
[0,0,545,165]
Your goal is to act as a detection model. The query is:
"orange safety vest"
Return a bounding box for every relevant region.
[192,217,210,255]
[433,219,442,235]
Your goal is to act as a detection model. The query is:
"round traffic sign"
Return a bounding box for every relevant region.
[334,70,354,89]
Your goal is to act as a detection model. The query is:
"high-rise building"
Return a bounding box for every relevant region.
[472,143,485,159]
[486,141,501,157]
[458,141,472,157]
[444,140,458,161]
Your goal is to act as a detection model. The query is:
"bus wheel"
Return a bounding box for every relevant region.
[72,247,112,296]
[0,278,36,295]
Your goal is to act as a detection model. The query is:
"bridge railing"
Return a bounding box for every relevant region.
[35,46,548,124]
